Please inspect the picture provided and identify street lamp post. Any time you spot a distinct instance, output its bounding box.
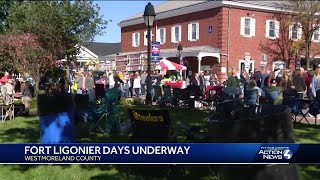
[143,2,156,105]
[177,43,183,65]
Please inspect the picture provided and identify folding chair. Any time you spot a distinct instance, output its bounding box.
[309,91,320,125]
[283,95,300,122]
[1,93,15,123]
[89,88,121,135]
[127,108,177,178]
[172,88,189,108]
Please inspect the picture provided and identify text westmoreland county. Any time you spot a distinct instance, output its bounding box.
[24,145,191,155]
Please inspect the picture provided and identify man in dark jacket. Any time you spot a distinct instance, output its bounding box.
[292,69,306,98]
[253,68,262,88]
[199,71,205,92]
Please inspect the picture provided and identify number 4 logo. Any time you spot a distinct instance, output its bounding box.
[283,150,293,160]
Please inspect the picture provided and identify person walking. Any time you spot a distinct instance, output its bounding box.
[22,81,33,115]
[133,72,141,98]
[123,72,130,98]
[140,71,147,95]
[311,68,320,100]
[292,69,306,98]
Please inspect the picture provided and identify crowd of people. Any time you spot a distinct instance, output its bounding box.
[0,72,34,115]
[68,69,221,104]
[224,65,320,117]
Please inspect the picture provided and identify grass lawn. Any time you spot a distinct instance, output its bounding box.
[0,104,319,180]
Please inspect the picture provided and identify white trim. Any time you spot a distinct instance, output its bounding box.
[198,52,220,63]
[312,24,320,42]
[157,28,166,44]
[78,46,99,59]
[239,59,255,73]
[266,20,279,39]
[171,25,181,43]
[188,22,200,41]
[241,17,255,38]
[132,32,140,47]
[289,23,302,41]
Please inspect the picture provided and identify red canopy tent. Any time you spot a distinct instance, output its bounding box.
[156,59,187,71]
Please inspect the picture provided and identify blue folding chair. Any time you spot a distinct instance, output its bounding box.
[89,87,121,135]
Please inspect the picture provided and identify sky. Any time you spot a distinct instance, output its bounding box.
[94,1,164,43]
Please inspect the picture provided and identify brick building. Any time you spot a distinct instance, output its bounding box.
[117,1,320,81]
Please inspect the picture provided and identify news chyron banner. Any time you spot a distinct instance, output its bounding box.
[0,144,318,164]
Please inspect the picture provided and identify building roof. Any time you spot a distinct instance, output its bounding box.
[124,1,205,21]
[82,42,121,57]
[119,0,287,27]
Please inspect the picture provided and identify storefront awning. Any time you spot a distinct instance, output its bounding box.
[156,59,187,71]
[115,46,221,62]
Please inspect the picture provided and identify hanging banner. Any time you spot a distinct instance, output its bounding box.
[129,53,141,66]
[115,55,128,72]
[151,42,161,63]
[296,57,301,69]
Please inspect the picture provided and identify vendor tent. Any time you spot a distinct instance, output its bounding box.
[156,59,187,71]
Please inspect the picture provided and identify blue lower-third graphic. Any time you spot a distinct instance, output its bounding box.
[283,149,293,160]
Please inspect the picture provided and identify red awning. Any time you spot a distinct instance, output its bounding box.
[156,59,187,71]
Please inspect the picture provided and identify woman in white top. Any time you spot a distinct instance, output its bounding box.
[203,71,211,87]
[108,71,115,89]
[133,72,141,98]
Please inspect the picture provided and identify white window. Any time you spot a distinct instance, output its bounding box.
[266,20,280,39]
[239,59,255,74]
[289,23,302,40]
[312,24,320,42]
[188,22,199,41]
[171,25,181,43]
[240,17,255,37]
[132,32,140,47]
[156,28,166,44]
[143,30,153,46]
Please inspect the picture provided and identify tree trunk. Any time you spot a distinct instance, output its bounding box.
[306,42,311,69]
[66,54,70,84]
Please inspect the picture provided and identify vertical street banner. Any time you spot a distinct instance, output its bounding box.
[151,42,160,63]
[295,57,301,69]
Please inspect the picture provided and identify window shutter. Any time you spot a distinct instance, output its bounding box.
[240,17,245,36]
[251,18,256,37]
[132,33,135,47]
[275,20,280,38]
[196,23,200,40]
[188,24,191,41]
[312,24,315,41]
[265,20,270,38]
[297,23,302,40]
[163,28,166,44]
[179,26,182,42]
[144,31,147,46]
[156,28,160,42]
[137,33,140,46]
[171,26,175,42]
[289,25,293,39]
[151,30,153,42]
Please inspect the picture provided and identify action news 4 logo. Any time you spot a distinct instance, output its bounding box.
[258,147,293,160]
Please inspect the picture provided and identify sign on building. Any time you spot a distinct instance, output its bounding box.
[208,25,213,33]
[260,54,267,66]
[244,53,251,71]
